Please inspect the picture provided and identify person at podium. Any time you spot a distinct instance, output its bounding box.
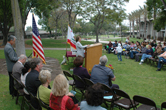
[76,36,88,57]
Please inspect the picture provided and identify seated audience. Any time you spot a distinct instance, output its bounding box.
[113,40,118,54]
[123,42,128,49]
[146,41,150,48]
[108,41,113,54]
[104,44,108,51]
[49,74,80,110]
[151,40,157,48]
[21,61,31,95]
[73,56,90,88]
[124,42,131,58]
[90,55,119,89]
[139,45,153,65]
[135,42,147,62]
[26,58,43,96]
[130,41,135,49]
[26,58,43,109]
[113,40,118,49]
[37,70,51,109]
[152,44,162,58]
[80,83,106,110]
[12,54,27,89]
[129,42,141,59]
[162,42,166,51]
[156,51,166,71]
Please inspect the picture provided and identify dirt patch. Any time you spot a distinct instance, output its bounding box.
[0,57,63,81]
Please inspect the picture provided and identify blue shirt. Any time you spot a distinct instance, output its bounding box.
[113,43,118,48]
[90,64,114,88]
[146,48,153,55]
[80,101,106,110]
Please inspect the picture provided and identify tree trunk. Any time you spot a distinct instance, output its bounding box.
[153,9,156,40]
[2,33,8,46]
[132,20,134,38]
[144,15,147,39]
[95,31,99,43]
[139,16,141,38]
[161,0,166,9]
[11,0,25,56]
[1,26,10,46]
[164,26,166,41]
[129,22,131,36]
[136,20,139,37]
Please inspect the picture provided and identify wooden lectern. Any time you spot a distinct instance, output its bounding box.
[85,43,102,72]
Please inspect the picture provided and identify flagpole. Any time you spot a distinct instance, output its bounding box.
[66,25,68,53]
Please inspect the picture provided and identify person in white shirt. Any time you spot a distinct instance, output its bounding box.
[21,61,31,94]
[116,43,123,61]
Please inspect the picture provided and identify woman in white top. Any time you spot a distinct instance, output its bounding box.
[76,36,88,57]
[21,61,31,94]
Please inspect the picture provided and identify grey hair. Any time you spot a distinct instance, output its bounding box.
[39,70,51,84]
[99,55,108,66]
[30,58,42,70]
[19,54,27,60]
[8,35,16,41]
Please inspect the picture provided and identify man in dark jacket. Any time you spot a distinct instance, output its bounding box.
[4,35,18,95]
[26,58,43,109]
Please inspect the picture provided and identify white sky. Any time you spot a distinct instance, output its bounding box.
[25,0,147,29]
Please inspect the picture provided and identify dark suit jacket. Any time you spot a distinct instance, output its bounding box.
[4,43,18,72]
[12,61,24,89]
[25,70,41,96]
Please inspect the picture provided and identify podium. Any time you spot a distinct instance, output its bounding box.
[85,43,102,72]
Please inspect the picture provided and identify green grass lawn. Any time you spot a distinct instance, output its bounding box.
[25,39,94,48]
[0,49,166,109]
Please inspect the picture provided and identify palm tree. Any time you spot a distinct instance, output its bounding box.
[134,10,140,37]
[140,5,148,39]
[128,14,132,37]
[131,11,136,38]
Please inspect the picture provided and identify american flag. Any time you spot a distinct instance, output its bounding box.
[32,14,46,64]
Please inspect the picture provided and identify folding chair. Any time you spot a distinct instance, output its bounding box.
[21,84,30,110]
[63,70,75,90]
[113,88,139,110]
[29,92,42,110]
[133,95,160,110]
[84,78,94,88]
[11,74,24,105]
[161,102,166,110]
[73,74,86,100]
[100,83,120,109]
[38,98,53,110]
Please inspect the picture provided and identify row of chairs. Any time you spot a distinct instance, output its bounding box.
[11,74,52,110]
[63,70,166,110]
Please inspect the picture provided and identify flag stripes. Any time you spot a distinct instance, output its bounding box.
[32,14,46,64]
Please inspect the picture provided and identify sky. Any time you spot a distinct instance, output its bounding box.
[25,0,147,29]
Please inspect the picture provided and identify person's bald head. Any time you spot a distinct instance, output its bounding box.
[18,54,27,64]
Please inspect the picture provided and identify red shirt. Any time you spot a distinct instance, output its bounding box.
[49,93,80,110]
[108,43,112,48]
